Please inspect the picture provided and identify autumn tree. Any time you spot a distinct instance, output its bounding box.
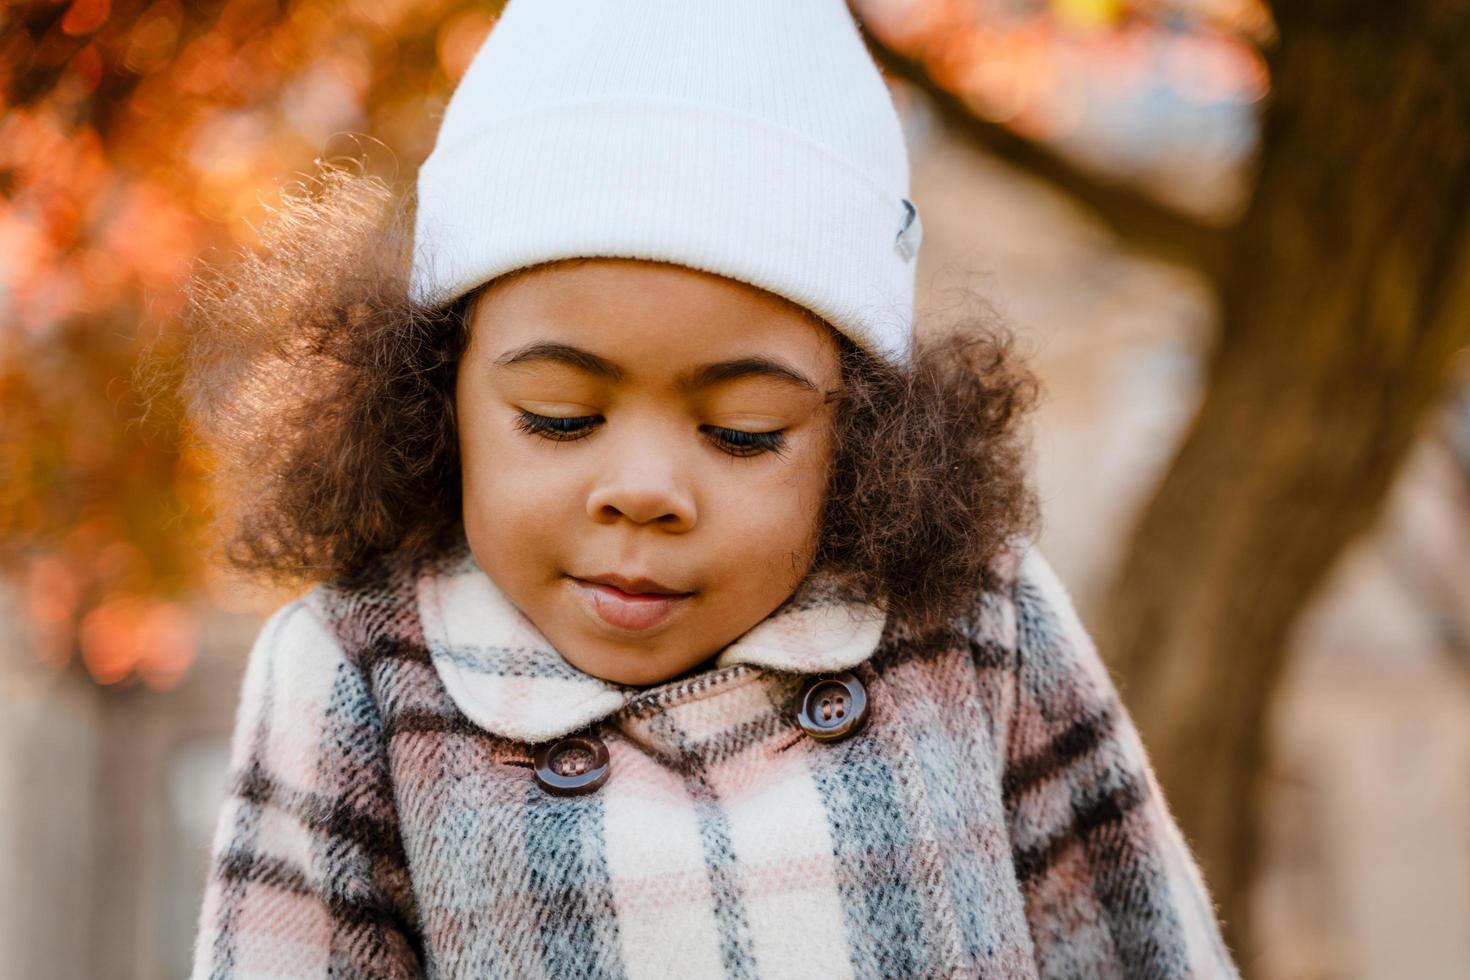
[0,0,503,685]
[1098,0,1470,954]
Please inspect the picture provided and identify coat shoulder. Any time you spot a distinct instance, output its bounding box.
[307,546,452,665]
[242,591,359,695]
[937,531,1032,661]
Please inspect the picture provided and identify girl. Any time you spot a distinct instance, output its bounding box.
[188,1,1240,977]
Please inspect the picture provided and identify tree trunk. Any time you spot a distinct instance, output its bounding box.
[1100,0,1470,961]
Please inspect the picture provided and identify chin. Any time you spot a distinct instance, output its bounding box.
[563,646,704,687]
[577,658,676,687]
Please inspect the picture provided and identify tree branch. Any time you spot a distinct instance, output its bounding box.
[865,36,1233,277]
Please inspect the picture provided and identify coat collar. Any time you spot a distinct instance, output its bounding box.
[418,548,889,743]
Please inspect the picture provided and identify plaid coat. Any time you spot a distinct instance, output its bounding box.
[190,538,1240,979]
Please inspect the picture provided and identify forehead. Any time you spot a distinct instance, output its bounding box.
[467,258,839,377]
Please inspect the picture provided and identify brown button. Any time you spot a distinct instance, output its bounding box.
[534,734,610,796]
[795,672,869,742]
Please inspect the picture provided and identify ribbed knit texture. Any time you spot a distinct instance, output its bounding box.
[190,539,1240,979]
[409,0,924,363]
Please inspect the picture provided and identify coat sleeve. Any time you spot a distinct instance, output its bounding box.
[190,597,425,980]
[999,543,1241,979]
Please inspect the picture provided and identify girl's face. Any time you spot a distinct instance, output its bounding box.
[456,258,842,686]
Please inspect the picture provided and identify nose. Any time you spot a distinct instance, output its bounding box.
[584,439,697,531]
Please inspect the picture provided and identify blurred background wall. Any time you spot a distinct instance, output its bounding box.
[2,1,1468,977]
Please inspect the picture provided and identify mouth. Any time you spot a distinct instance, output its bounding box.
[567,573,694,632]
[576,572,692,597]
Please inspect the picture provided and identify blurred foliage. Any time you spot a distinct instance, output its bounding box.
[0,0,504,686]
[855,0,1272,220]
[0,0,1265,688]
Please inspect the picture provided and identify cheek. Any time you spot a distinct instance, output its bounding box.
[456,396,570,563]
[783,422,835,524]
[709,433,831,578]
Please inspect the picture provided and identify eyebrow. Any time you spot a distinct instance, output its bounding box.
[493,341,821,393]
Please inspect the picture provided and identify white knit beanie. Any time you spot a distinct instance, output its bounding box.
[409,0,923,363]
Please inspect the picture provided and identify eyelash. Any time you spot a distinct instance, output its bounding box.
[513,411,788,458]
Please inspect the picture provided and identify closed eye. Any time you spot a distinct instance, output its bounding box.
[704,425,786,458]
[513,411,787,458]
[513,411,599,442]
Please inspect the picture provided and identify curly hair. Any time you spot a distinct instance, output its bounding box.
[181,164,1043,638]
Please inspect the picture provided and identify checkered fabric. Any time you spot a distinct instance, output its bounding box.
[190,538,1241,979]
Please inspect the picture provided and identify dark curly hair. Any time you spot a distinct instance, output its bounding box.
[181,164,1043,638]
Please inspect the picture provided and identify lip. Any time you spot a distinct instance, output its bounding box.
[568,575,693,632]
[577,572,690,596]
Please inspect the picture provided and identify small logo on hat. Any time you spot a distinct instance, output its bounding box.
[895,198,922,261]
